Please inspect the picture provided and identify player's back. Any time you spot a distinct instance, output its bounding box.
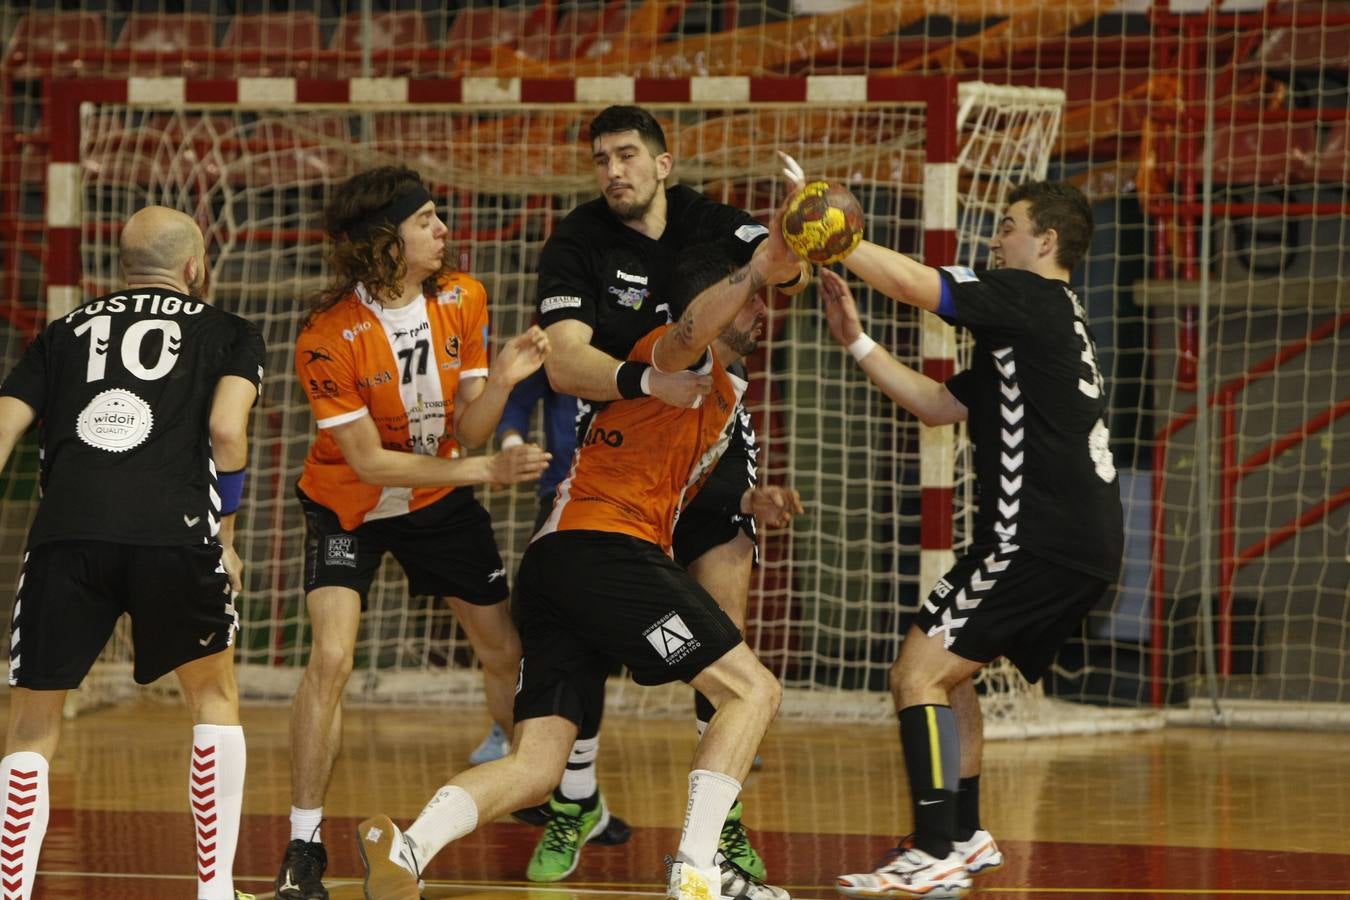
[4,289,263,548]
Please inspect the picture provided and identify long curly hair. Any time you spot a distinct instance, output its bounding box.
[304,165,456,328]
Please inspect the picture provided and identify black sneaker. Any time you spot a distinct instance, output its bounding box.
[276,839,329,900]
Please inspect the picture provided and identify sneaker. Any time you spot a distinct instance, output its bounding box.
[526,793,609,882]
[666,854,721,900]
[590,811,633,845]
[275,839,328,900]
[233,893,257,900]
[718,852,790,900]
[356,815,422,900]
[469,723,510,764]
[718,801,766,883]
[954,829,1002,875]
[511,801,553,826]
[837,846,971,899]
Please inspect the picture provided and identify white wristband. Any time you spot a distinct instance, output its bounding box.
[500,433,524,449]
[848,333,877,362]
[639,367,653,395]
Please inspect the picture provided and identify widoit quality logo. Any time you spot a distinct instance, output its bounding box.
[644,612,701,666]
[76,389,154,452]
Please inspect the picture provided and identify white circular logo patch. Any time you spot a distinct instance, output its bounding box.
[76,389,154,453]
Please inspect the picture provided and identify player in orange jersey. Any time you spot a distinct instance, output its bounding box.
[274,166,550,900]
[354,210,804,900]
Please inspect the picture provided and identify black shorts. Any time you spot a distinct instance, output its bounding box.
[298,485,509,608]
[673,437,757,569]
[672,504,756,569]
[511,530,742,727]
[9,540,238,689]
[915,544,1110,683]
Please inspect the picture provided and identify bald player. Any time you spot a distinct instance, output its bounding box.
[0,207,265,900]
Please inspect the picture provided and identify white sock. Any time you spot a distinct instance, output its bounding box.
[405,784,478,862]
[0,751,49,900]
[191,724,246,900]
[678,769,740,868]
[559,736,599,801]
[290,805,324,843]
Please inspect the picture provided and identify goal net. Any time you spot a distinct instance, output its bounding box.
[38,76,1151,735]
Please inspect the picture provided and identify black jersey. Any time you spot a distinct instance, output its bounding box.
[536,184,768,358]
[940,266,1123,581]
[0,290,265,549]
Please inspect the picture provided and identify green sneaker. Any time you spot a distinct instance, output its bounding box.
[719,800,767,882]
[525,792,609,882]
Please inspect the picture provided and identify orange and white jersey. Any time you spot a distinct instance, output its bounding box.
[296,273,490,530]
[536,325,745,554]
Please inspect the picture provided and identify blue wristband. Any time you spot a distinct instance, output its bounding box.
[936,275,957,318]
[218,468,245,516]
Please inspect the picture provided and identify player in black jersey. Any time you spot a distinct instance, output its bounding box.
[527,108,806,892]
[0,206,264,900]
[822,181,1124,899]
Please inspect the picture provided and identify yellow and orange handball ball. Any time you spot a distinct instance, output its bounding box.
[779,180,865,265]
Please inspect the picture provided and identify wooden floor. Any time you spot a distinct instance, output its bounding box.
[12,697,1350,899]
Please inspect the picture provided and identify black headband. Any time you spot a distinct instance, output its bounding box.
[346,183,434,241]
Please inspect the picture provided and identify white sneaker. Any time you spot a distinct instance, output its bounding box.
[469,723,510,764]
[837,846,971,899]
[954,829,1002,874]
[667,854,722,900]
[356,815,421,900]
[718,851,790,900]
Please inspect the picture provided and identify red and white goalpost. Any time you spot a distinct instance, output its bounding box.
[38,74,1159,735]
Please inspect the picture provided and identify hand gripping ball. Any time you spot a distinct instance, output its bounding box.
[779,180,864,265]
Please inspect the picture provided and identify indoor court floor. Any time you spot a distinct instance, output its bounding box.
[13,698,1350,899]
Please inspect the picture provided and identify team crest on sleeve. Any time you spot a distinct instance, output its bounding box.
[443,335,461,368]
[540,295,583,315]
[437,285,464,305]
[77,389,154,452]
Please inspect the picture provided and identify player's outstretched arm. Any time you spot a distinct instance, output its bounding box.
[329,412,550,487]
[819,269,966,426]
[454,325,550,449]
[841,240,944,313]
[0,396,36,475]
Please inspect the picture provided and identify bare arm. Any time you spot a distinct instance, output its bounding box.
[0,396,36,475]
[543,318,711,407]
[653,234,799,373]
[209,374,258,592]
[842,240,945,313]
[819,269,967,426]
[327,413,549,487]
[453,326,550,449]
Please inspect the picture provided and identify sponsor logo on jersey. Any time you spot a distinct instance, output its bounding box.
[644,612,701,665]
[615,268,648,285]
[608,284,648,310]
[540,295,583,315]
[940,265,980,283]
[392,320,431,342]
[326,535,358,567]
[308,378,340,398]
[304,347,335,365]
[437,284,464,305]
[735,223,769,242]
[341,321,373,341]
[932,577,954,598]
[76,388,154,453]
[355,370,394,389]
[583,426,624,448]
